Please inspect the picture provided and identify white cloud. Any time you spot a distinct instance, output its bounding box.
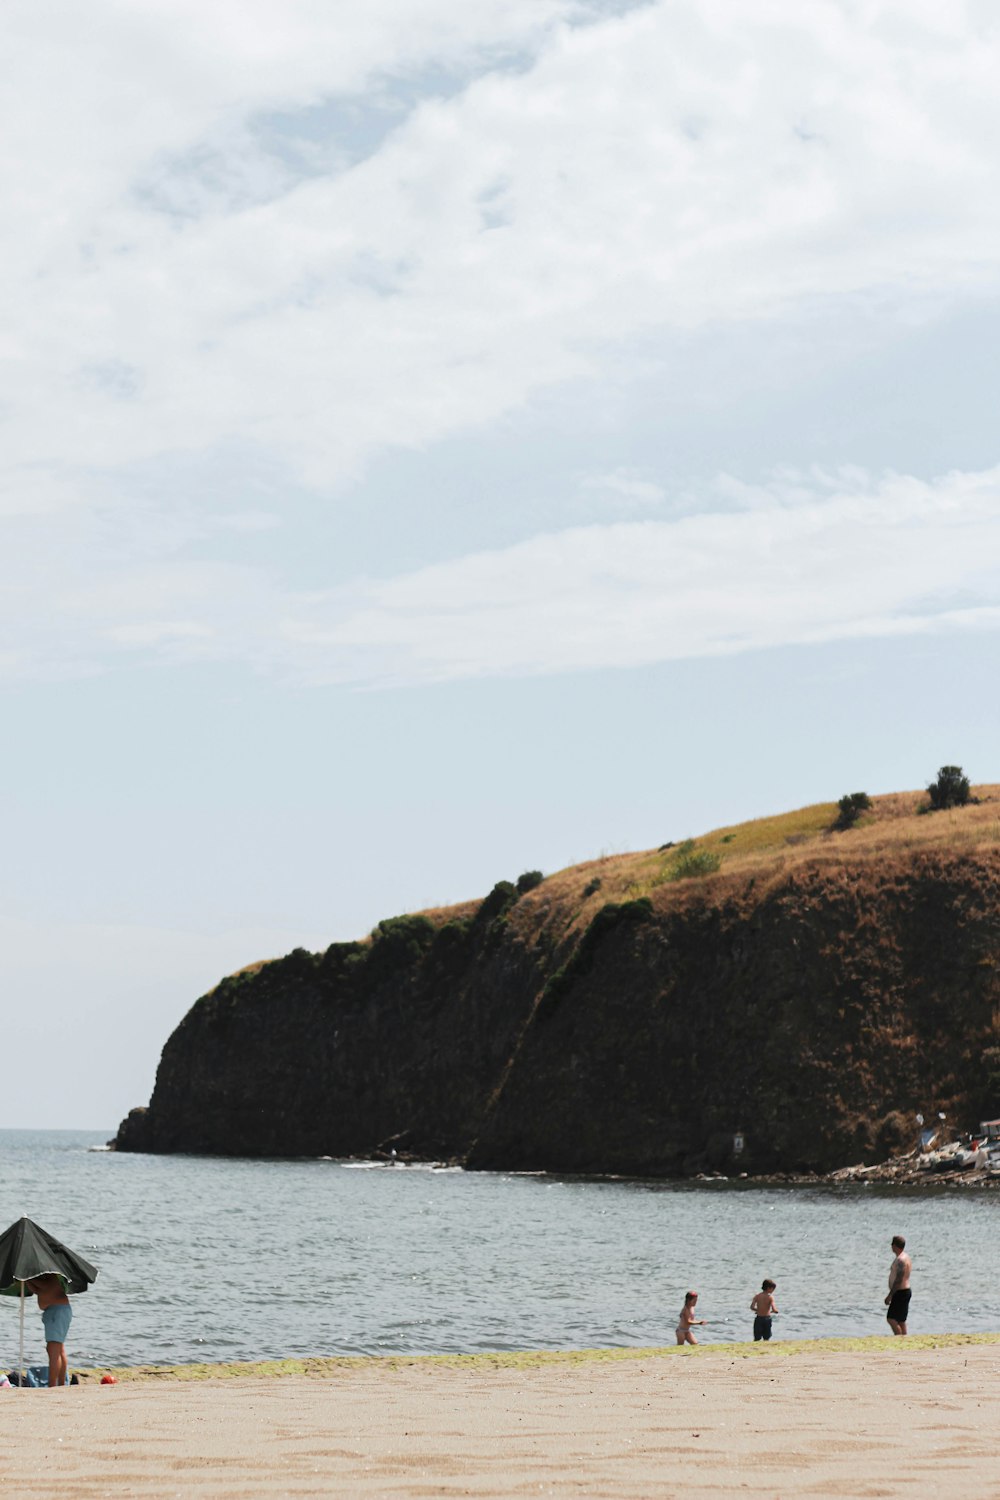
[106,620,214,646]
[3,1,1000,684]
[8,461,994,686]
[581,470,666,509]
[4,0,1000,516]
[0,0,579,511]
[276,465,1000,682]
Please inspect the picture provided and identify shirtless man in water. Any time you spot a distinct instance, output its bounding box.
[885,1235,911,1335]
[25,1274,72,1386]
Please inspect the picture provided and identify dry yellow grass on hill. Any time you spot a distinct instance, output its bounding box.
[514,782,1000,932]
[227,785,1000,974]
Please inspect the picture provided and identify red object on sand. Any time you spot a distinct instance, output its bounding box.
[100,1374,117,1385]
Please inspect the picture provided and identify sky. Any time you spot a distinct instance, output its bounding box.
[3,0,999,1129]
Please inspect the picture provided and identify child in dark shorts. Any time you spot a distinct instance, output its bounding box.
[749,1279,778,1341]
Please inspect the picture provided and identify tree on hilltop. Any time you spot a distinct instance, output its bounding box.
[927,765,971,811]
[836,791,872,830]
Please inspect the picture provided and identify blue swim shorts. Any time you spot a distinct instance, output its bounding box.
[42,1303,72,1345]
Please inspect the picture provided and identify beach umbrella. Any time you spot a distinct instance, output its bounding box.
[0,1216,98,1385]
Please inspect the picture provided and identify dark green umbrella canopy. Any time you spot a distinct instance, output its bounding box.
[0,1216,98,1297]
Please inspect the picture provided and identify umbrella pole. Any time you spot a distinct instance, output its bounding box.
[19,1279,25,1388]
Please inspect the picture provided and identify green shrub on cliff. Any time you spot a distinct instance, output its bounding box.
[669,849,721,880]
[372,914,435,948]
[836,791,872,829]
[477,873,544,925]
[320,940,368,982]
[661,840,721,881]
[367,914,436,978]
[477,880,518,925]
[927,765,971,811]
[434,917,473,952]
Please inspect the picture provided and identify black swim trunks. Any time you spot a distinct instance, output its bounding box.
[753,1315,772,1342]
[887,1289,911,1324]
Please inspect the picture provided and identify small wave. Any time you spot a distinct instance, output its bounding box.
[392,1161,453,1173]
[339,1159,457,1172]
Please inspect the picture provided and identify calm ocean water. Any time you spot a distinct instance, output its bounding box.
[1,1129,997,1369]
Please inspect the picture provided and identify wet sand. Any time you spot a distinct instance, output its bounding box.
[4,1339,1000,1498]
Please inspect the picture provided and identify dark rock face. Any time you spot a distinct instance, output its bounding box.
[116,856,1000,1174]
[116,900,542,1159]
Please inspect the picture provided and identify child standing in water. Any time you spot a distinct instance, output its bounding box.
[750,1279,778,1342]
[676,1291,705,1345]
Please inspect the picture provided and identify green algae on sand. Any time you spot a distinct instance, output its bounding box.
[74,1330,1000,1384]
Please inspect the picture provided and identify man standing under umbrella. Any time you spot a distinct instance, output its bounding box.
[0,1216,97,1387]
[25,1274,72,1387]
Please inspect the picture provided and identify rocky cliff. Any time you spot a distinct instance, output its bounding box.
[115,793,1000,1175]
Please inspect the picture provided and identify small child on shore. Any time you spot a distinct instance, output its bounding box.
[749,1279,778,1342]
[676,1291,705,1345]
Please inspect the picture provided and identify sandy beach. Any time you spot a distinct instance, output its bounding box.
[4,1338,1000,1499]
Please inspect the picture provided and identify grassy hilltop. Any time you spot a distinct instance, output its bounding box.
[423,783,1000,932]
[228,784,1000,981]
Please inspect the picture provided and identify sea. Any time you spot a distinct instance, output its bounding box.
[1,1129,997,1369]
